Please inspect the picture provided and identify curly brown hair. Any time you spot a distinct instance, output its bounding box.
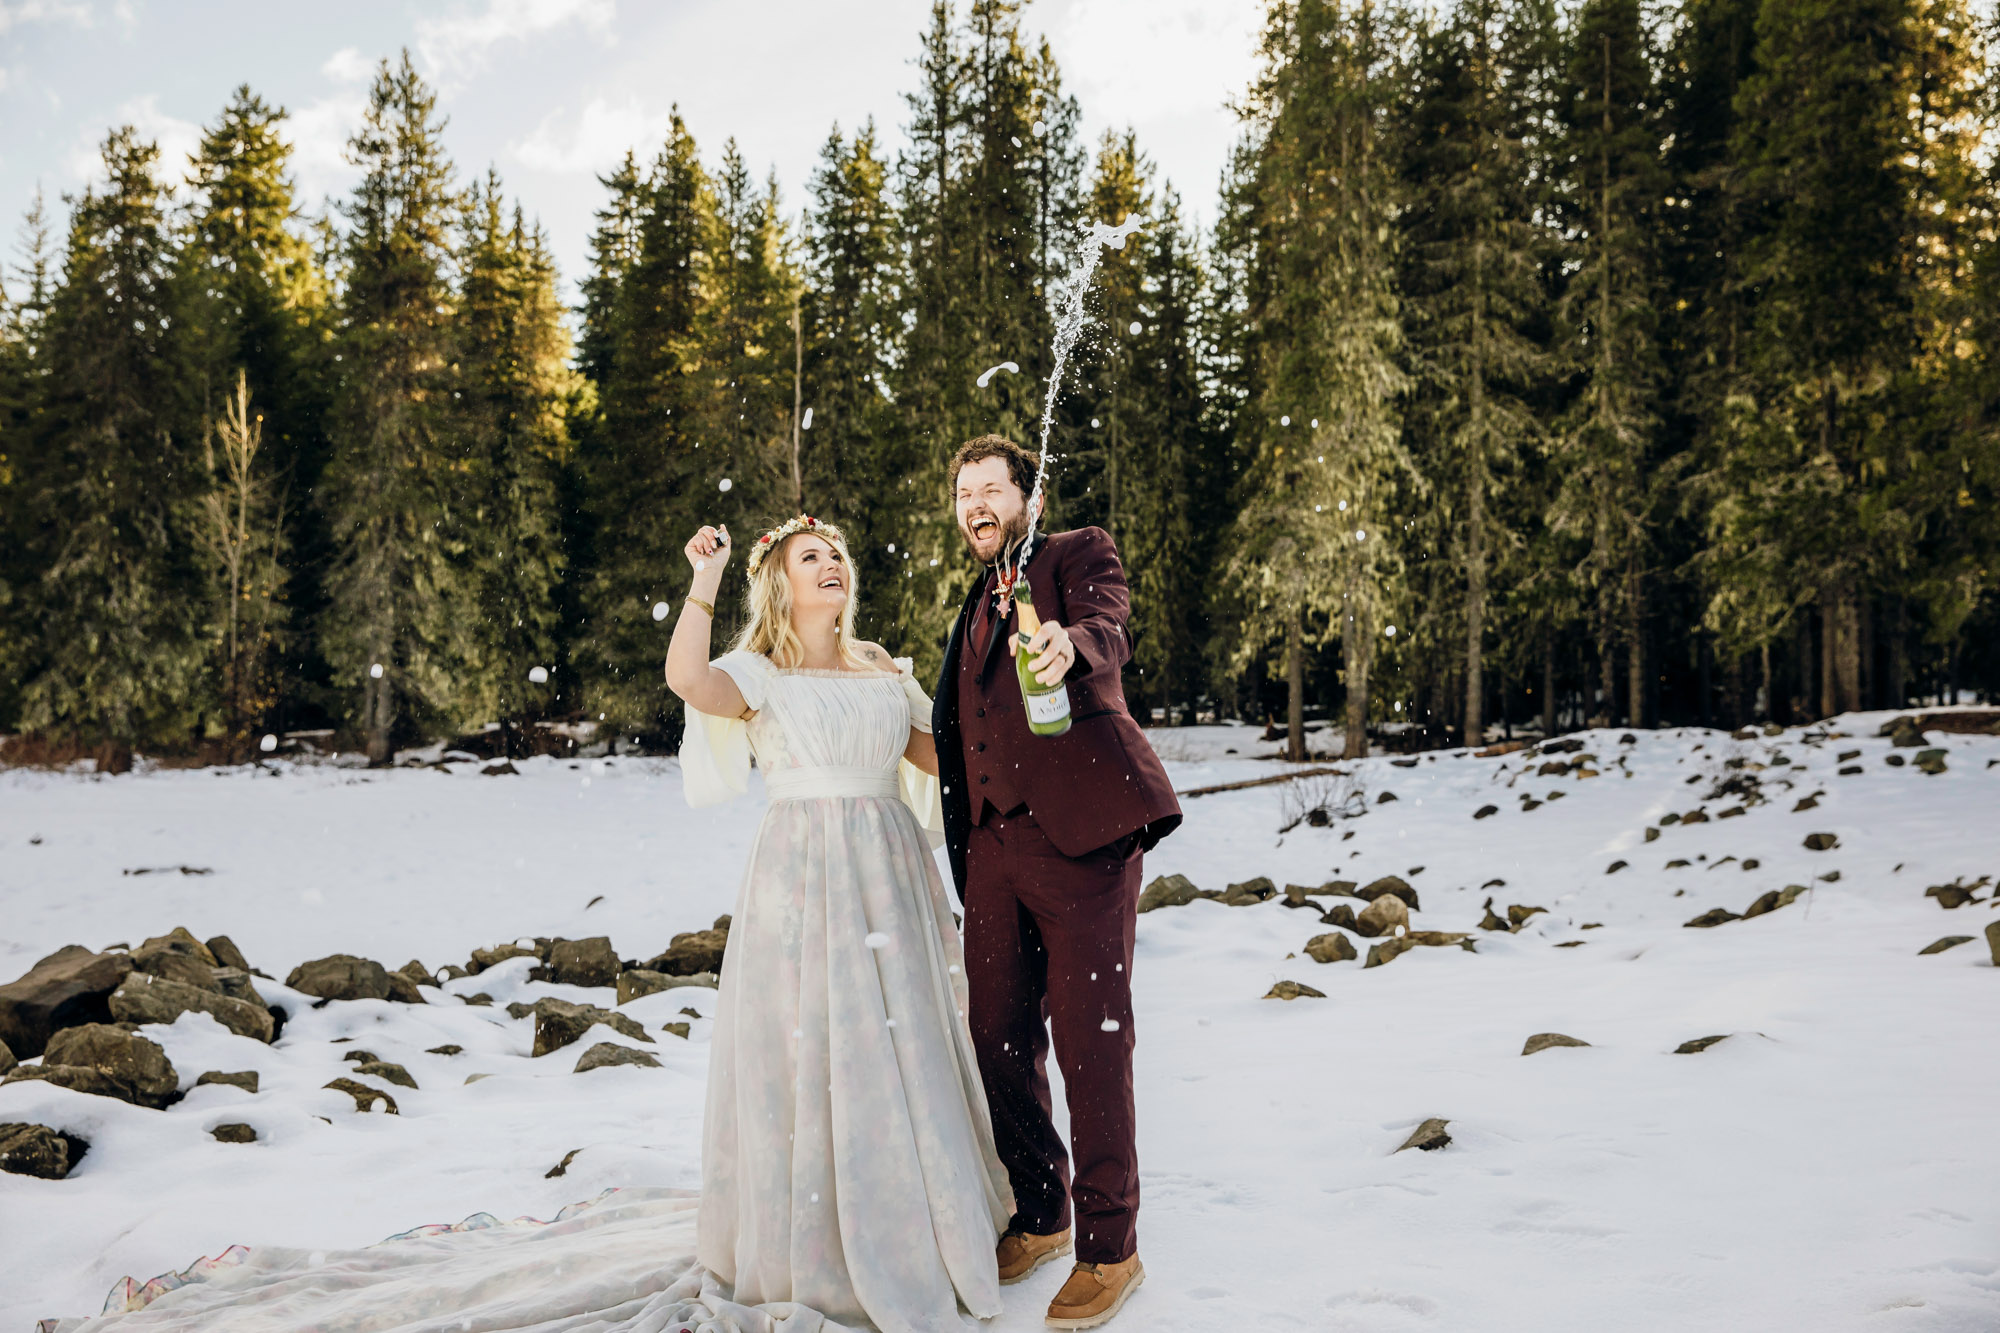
[948,434,1040,500]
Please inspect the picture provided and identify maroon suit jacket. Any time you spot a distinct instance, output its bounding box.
[932,526,1182,897]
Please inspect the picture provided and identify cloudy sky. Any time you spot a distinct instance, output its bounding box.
[0,0,1264,300]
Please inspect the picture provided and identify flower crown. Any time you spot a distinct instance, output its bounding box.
[745,514,846,578]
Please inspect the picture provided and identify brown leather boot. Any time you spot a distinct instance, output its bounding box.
[1045,1255,1145,1329]
[996,1226,1073,1285]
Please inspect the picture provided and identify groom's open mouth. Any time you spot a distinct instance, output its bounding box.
[968,516,999,542]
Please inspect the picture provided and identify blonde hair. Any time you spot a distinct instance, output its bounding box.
[732,524,869,669]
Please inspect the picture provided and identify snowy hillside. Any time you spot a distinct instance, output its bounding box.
[3,715,1997,1331]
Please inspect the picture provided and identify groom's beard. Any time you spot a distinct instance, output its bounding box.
[959,508,1033,566]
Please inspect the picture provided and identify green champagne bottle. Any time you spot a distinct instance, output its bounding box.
[1012,580,1073,736]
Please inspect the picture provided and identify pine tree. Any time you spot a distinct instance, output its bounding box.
[455,175,575,754]
[576,112,718,742]
[178,85,331,743]
[0,192,56,730]
[1719,0,1916,716]
[800,121,911,643]
[702,143,798,521]
[1398,0,1558,744]
[320,53,465,764]
[14,130,206,757]
[1549,0,1669,728]
[1226,0,1415,760]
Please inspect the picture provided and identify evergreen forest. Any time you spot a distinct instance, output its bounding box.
[2,0,1996,767]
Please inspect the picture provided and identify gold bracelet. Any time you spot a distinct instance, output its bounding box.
[685,596,716,618]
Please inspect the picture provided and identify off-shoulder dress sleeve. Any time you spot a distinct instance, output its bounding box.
[894,657,946,849]
[680,651,771,808]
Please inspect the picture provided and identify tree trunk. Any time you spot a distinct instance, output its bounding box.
[1833,585,1861,714]
[1464,233,1488,750]
[790,296,804,512]
[364,669,395,767]
[1698,634,1713,727]
[1286,601,1305,762]
[1625,559,1645,729]
[1597,633,1617,729]
[1797,615,1814,720]
[1888,598,1908,709]
[1819,592,1836,718]
[1343,593,1370,760]
[1541,633,1557,737]
[1759,642,1772,721]
[1857,593,1873,709]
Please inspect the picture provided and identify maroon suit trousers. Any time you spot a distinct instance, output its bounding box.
[962,809,1141,1264]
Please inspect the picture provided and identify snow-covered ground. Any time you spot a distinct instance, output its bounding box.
[3,715,1997,1331]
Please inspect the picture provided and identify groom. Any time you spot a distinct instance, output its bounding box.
[932,435,1181,1330]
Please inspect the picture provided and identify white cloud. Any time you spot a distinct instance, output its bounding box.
[513,95,674,176]
[0,0,94,37]
[416,0,615,89]
[65,93,202,190]
[322,46,374,86]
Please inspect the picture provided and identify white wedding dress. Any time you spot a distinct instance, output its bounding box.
[48,653,1011,1333]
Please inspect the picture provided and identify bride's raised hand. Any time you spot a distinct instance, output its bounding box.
[684,524,732,574]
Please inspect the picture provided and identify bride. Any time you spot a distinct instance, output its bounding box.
[47,516,1009,1333]
[666,514,1013,1329]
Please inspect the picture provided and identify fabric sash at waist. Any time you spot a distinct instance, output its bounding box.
[764,765,901,803]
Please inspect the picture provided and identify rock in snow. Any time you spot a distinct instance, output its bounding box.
[1396,1118,1452,1152]
[0,1123,88,1179]
[1522,1033,1591,1055]
[0,945,133,1060]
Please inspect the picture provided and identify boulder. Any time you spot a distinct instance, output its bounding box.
[210,1123,257,1144]
[1681,810,1710,825]
[1281,885,1321,909]
[1740,891,1783,920]
[1674,1034,1730,1054]
[1775,884,1811,908]
[643,925,730,978]
[662,1022,692,1040]
[1802,832,1838,852]
[1914,748,1948,775]
[1884,717,1926,747]
[1137,874,1207,913]
[196,1070,259,1093]
[210,968,263,1003]
[131,949,224,993]
[506,1001,537,1020]
[1522,1033,1590,1056]
[1363,937,1413,969]
[1396,1118,1452,1152]
[1316,880,1361,899]
[535,936,621,988]
[1926,883,1977,910]
[205,935,252,973]
[1404,931,1472,949]
[1607,860,1629,874]
[1376,791,1398,803]
[468,942,542,974]
[1353,893,1409,939]
[1918,936,1973,955]
[1263,980,1326,1001]
[1319,903,1358,931]
[8,1024,180,1108]
[1506,904,1547,930]
[384,971,426,1005]
[426,1044,463,1056]
[285,955,393,1002]
[395,960,436,987]
[133,928,218,969]
[616,969,718,1005]
[1644,826,1660,842]
[1987,920,2000,967]
[1305,932,1357,965]
[532,997,653,1058]
[108,973,274,1043]
[323,1077,398,1113]
[1218,877,1278,907]
[1477,899,1509,932]
[340,1049,378,1064]
[1683,908,1741,928]
[1474,804,1499,819]
[352,1060,417,1089]
[1356,876,1419,909]
[0,945,135,1059]
[0,1122,88,1178]
[574,1042,662,1073]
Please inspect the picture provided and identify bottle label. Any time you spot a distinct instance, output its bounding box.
[1026,685,1071,725]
